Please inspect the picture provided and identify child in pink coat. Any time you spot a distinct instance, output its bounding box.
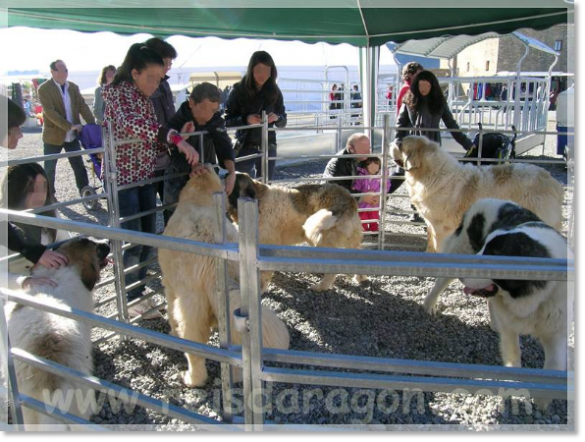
[352,157,391,232]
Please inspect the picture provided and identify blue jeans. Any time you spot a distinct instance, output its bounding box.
[163,162,190,220]
[556,125,574,156]
[154,169,171,226]
[44,139,89,196]
[118,184,157,301]
[235,143,277,180]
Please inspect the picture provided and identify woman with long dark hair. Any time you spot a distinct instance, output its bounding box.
[1,163,70,275]
[396,70,474,149]
[390,70,474,222]
[224,51,287,180]
[2,96,69,290]
[102,42,199,318]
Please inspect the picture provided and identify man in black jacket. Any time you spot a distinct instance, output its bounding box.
[164,82,236,217]
[323,133,371,193]
[145,37,177,224]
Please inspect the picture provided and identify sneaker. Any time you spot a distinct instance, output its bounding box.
[127,298,164,320]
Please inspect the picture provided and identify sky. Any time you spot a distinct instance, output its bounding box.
[0,26,398,77]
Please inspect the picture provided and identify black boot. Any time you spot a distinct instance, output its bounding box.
[409,205,424,223]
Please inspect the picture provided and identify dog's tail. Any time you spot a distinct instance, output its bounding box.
[303,209,337,244]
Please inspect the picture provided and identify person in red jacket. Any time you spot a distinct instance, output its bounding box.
[396,62,424,113]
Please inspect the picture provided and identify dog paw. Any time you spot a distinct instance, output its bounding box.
[354,274,368,284]
[489,321,500,333]
[182,370,208,387]
[310,283,331,292]
[423,299,439,316]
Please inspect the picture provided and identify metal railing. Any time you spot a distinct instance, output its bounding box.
[0,205,574,428]
[0,104,574,429]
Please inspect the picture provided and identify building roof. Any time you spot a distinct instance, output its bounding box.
[390,31,559,60]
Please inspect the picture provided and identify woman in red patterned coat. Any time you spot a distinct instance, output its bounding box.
[103,43,200,317]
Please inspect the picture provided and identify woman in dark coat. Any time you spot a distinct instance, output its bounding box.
[390,70,474,222]
[395,70,474,149]
[224,51,287,181]
[391,70,474,196]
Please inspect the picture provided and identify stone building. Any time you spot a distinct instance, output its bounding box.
[440,24,573,81]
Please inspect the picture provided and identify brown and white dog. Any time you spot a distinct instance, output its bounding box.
[391,136,564,252]
[159,166,290,387]
[227,173,366,292]
[6,237,110,429]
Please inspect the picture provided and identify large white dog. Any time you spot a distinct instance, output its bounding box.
[227,173,365,292]
[391,136,564,252]
[6,237,110,429]
[159,166,290,387]
[424,199,572,408]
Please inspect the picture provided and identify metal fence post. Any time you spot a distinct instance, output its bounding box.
[237,198,265,428]
[212,192,234,423]
[199,133,205,165]
[477,129,484,166]
[378,114,390,251]
[336,110,343,151]
[102,123,129,324]
[0,298,25,430]
[261,111,269,184]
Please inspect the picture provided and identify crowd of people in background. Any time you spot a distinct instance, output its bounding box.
[1,40,289,318]
[2,39,573,317]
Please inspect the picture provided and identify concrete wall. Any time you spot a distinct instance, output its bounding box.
[451,38,499,78]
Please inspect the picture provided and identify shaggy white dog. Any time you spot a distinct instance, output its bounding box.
[6,237,109,429]
[227,173,365,292]
[159,166,290,387]
[391,136,564,252]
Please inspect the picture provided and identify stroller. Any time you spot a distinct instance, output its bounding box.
[78,123,105,210]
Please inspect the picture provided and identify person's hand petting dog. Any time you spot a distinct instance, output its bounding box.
[189,163,209,177]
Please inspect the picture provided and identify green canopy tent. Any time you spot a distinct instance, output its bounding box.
[6,0,573,129]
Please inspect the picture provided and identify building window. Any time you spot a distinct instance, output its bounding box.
[554,40,563,51]
[467,62,470,72]
[486,60,490,71]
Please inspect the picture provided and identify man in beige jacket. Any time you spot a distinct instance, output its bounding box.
[38,59,95,198]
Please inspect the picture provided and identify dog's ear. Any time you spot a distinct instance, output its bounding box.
[58,238,101,290]
[404,140,422,171]
[238,174,258,200]
[246,178,258,200]
[80,261,100,291]
[227,174,242,210]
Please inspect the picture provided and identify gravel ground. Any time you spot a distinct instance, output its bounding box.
[3,113,574,430]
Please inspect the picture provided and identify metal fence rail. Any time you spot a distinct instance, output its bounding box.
[1,106,573,429]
